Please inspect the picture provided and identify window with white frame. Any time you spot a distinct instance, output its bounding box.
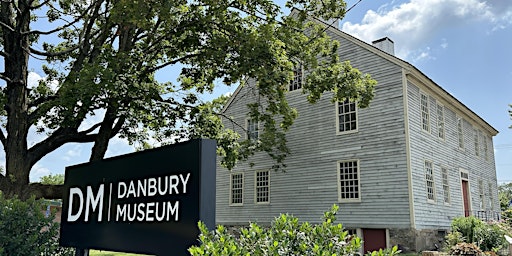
[474,129,480,157]
[425,161,435,201]
[246,118,259,140]
[442,167,450,204]
[230,173,244,205]
[436,103,445,139]
[420,92,430,132]
[478,179,484,209]
[457,116,464,149]
[289,64,303,91]
[483,135,489,161]
[255,170,269,204]
[337,100,357,133]
[337,160,361,202]
[488,182,494,210]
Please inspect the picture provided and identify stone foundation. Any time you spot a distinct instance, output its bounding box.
[389,228,447,252]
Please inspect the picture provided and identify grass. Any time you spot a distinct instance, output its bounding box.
[89,250,152,256]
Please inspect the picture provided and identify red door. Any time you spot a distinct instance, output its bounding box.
[363,229,386,253]
[462,180,470,217]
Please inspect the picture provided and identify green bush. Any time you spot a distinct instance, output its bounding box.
[474,223,507,252]
[451,216,486,243]
[0,193,74,256]
[448,216,508,252]
[188,204,362,255]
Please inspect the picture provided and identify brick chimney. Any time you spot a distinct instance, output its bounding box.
[372,37,394,55]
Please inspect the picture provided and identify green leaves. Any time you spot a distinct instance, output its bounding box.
[189,205,362,256]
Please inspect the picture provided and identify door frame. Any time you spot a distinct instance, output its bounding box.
[459,168,472,217]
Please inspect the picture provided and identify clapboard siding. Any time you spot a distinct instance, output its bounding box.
[217,28,411,229]
[217,26,498,234]
[407,81,499,230]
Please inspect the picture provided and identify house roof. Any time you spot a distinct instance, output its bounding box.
[222,12,498,136]
[316,18,498,136]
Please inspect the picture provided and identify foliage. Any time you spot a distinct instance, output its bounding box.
[449,242,482,255]
[474,222,508,252]
[364,245,401,256]
[0,0,376,198]
[188,204,362,255]
[451,216,486,243]
[499,182,512,211]
[0,192,75,256]
[444,231,465,251]
[39,174,65,185]
[502,209,512,227]
[448,216,508,252]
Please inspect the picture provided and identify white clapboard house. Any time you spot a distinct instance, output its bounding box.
[215,17,499,253]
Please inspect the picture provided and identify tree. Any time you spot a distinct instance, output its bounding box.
[0,0,375,199]
[39,174,65,185]
[499,182,512,211]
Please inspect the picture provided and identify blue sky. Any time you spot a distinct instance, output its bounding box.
[3,0,511,183]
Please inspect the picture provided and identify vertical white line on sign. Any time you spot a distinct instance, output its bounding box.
[108,183,113,222]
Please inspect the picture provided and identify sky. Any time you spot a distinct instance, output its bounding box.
[1,0,511,183]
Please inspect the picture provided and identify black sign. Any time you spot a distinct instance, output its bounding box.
[60,139,216,256]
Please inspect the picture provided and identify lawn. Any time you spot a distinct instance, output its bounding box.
[89,250,152,256]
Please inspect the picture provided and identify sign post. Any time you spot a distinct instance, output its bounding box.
[60,139,216,256]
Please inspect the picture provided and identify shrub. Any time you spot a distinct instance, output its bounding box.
[0,193,74,256]
[188,204,362,255]
[474,223,507,252]
[448,216,508,253]
[451,216,486,243]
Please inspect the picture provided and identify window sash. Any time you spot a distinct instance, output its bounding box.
[478,180,484,209]
[457,117,464,149]
[474,129,480,157]
[289,64,303,91]
[230,173,244,205]
[255,171,269,204]
[436,103,445,139]
[425,161,435,201]
[338,160,360,202]
[441,167,450,204]
[420,93,430,132]
[337,100,357,133]
[247,119,259,140]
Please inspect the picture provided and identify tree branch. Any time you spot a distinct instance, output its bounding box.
[29,45,79,58]
[0,20,15,32]
[0,72,12,83]
[0,50,8,58]
[28,127,97,168]
[0,128,6,148]
[30,0,52,10]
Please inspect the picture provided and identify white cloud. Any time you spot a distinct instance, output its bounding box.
[30,163,51,182]
[342,0,512,60]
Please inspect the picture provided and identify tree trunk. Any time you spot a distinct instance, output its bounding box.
[0,1,32,199]
[89,107,117,161]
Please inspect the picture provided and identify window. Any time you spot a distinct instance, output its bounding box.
[337,160,361,202]
[420,92,430,132]
[425,161,435,201]
[337,100,357,133]
[483,135,489,161]
[436,103,445,139]
[246,119,259,140]
[474,129,480,157]
[255,170,269,204]
[442,167,450,204]
[478,179,484,209]
[488,182,494,210]
[457,117,464,149]
[289,64,303,91]
[230,173,243,206]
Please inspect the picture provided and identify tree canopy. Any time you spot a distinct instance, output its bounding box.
[0,0,375,199]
